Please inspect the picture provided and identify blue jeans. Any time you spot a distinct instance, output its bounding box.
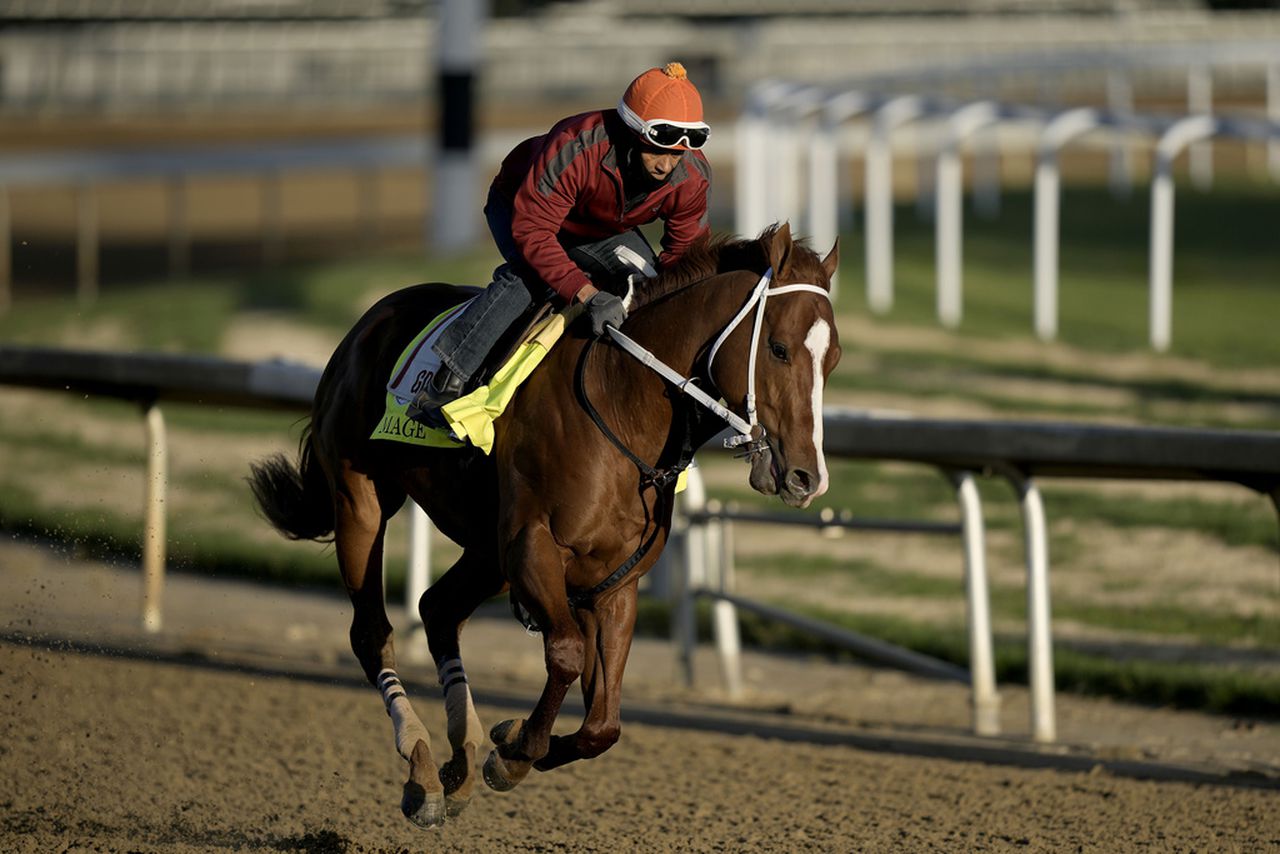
[431,189,658,382]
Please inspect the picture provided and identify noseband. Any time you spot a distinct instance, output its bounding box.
[606,267,832,458]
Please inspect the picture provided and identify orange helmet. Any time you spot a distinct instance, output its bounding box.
[618,62,710,151]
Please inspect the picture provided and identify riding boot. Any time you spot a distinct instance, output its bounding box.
[408,365,466,428]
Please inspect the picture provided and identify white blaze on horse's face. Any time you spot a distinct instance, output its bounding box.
[804,318,832,499]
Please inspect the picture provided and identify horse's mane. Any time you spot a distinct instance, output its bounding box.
[632,224,828,311]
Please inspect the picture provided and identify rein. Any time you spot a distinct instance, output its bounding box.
[560,266,831,612]
[607,267,831,454]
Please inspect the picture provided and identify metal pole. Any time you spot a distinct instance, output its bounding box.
[431,0,486,251]
[1033,109,1100,342]
[712,513,743,699]
[76,183,98,306]
[1149,116,1217,352]
[807,118,839,292]
[769,121,799,228]
[865,96,925,315]
[806,91,870,301]
[951,471,999,736]
[1012,475,1055,743]
[676,464,708,686]
[141,402,167,633]
[405,500,431,627]
[167,176,189,281]
[1187,66,1213,190]
[936,102,999,330]
[935,144,963,328]
[734,107,768,238]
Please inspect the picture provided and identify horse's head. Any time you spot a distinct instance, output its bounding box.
[711,224,842,509]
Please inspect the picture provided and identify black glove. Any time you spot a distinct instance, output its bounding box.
[585,290,627,337]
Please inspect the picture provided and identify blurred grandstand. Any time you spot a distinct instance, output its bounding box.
[2,0,1278,114]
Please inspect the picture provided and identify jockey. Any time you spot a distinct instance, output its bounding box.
[415,61,712,418]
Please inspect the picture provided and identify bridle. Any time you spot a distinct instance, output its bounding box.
[605,266,832,459]
[558,265,831,615]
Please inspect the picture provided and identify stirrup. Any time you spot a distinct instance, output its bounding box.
[407,367,465,427]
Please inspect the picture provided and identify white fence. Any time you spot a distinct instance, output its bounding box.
[738,45,1280,351]
[5,347,1278,745]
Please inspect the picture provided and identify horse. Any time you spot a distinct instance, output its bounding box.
[248,223,841,828]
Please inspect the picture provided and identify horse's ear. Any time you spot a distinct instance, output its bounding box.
[766,222,794,277]
[821,238,840,284]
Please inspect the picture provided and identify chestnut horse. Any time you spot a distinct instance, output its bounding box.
[249,224,840,828]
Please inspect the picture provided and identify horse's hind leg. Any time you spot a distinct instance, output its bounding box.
[419,546,507,816]
[334,465,445,829]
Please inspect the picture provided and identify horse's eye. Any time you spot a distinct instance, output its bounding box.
[769,340,789,362]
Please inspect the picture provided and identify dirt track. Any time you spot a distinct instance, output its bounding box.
[2,542,1278,853]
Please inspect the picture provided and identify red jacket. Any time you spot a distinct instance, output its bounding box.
[490,110,711,302]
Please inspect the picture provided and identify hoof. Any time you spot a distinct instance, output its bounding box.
[489,718,523,747]
[482,748,523,792]
[402,739,446,828]
[401,781,447,828]
[439,744,477,817]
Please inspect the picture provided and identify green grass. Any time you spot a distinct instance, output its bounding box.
[830,184,1280,368]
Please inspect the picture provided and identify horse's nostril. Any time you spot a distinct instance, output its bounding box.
[787,468,815,495]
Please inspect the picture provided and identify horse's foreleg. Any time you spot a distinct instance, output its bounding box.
[484,522,583,792]
[334,469,444,829]
[535,583,637,771]
[420,548,506,816]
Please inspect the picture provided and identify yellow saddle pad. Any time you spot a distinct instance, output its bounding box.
[370,305,576,454]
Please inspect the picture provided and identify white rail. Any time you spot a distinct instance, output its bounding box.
[740,61,1280,352]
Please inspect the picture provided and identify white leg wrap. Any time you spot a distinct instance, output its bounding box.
[437,657,484,750]
[377,668,431,761]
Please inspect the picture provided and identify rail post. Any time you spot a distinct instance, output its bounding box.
[806,91,870,299]
[1186,65,1214,190]
[1033,108,1100,341]
[676,464,708,686]
[711,505,743,699]
[864,95,926,315]
[936,101,1000,329]
[949,470,1000,736]
[735,81,788,239]
[1008,472,1055,743]
[1149,115,1218,352]
[141,401,167,633]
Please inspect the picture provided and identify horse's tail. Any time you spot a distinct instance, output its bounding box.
[248,428,335,542]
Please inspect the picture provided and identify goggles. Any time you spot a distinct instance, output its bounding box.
[617,100,711,151]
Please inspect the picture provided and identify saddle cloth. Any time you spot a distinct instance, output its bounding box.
[370,300,578,454]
